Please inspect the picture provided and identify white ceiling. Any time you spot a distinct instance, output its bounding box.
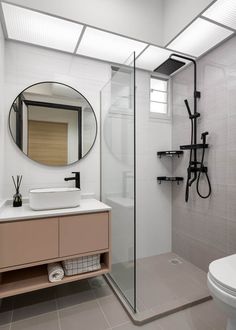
[167,17,233,57]
[202,0,236,30]
[76,27,147,64]
[0,0,235,72]
[2,2,84,52]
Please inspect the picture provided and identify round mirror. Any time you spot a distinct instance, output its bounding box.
[9,82,97,166]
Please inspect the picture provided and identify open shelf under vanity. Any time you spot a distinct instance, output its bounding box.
[0,200,111,299]
[0,252,109,299]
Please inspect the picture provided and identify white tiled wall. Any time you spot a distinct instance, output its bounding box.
[172,35,236,271]
[0,24,5,203]
[2,40,172,259]
[3,41,110,200]
[136,71,172,258]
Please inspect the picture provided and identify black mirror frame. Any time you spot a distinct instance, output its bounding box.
[8,81,98,167]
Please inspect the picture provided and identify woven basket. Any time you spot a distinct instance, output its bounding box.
[62,254,101,276]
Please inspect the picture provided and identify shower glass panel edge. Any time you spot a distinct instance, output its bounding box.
[100,53,136,312]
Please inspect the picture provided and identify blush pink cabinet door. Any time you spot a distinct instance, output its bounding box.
[0,218,59,269]
[59,212,109,257]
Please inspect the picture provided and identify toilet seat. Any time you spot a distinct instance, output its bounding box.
[208,272,236,298]
[208,254,236,330]
[209,254,236,294]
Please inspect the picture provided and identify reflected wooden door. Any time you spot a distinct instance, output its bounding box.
[28,120,68,165]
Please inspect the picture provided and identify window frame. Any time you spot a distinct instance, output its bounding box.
[149,75,171,120]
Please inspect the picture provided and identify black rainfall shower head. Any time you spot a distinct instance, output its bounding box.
[154,58,185,76]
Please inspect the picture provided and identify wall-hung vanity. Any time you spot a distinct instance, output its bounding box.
[0,80,112,299]
[0,199,111,298]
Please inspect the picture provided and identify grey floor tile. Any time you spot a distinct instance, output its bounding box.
[89,276,108,289]
[89,276,113,298]
[12,288,57,322]
[137,276,177,310]
[111,320,162,329]
[0,298,13,327]
[183,300,227,330]
[59,300,110,330]
[136,253,210,312]
[0,326,10,330]
[112,302,219,330]
[98,295,129,328]
[93,285,114,299]
[4,254,224,330]
[55,279,96,310]
[156,308,213,330]
[11,311,59,330]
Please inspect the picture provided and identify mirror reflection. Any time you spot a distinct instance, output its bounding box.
[9,82,97,166]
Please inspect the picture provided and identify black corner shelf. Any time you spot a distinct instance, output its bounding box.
[157,150,183,158]
[180,144,208,150]
[157,176,184,184]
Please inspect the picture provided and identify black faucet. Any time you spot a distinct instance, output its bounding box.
[64,172,80,189]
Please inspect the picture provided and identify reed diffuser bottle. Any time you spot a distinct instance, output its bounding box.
[12,175,23,207]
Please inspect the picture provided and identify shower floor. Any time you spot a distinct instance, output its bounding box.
[108,252,211,324]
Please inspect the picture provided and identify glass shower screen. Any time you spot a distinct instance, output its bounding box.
[100,53,136,311]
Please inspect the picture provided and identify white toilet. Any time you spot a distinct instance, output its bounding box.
[208,254,236,330]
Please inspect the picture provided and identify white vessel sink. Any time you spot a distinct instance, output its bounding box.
[29,187,81,211]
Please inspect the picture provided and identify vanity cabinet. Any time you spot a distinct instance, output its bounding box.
[0,218,58,269]
[0,200,111,299]
[59,212,109,257]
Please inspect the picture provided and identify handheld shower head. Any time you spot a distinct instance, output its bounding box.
[184,99,200,119]
[184,99,192,118]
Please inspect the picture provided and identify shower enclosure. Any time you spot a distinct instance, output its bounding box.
[100,51,211,323]
[100,53,136,311]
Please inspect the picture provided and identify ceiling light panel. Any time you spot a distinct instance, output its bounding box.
[168,18,233,57]
[136,45,183,72]
[202,0,236,30]
[77,27,147,64]
[2,2,84,53]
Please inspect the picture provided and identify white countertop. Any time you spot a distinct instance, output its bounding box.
[0,199,111,222]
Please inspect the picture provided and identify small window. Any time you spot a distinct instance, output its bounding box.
[150,77,168,116]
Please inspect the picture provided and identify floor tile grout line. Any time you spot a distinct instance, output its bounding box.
[96,299,112,329]
[55,298,62,330]
[9,302,58,326]
[55,289,98,313]
[8,288,99,329]
[8,309,13,330]
[110,320,131,329]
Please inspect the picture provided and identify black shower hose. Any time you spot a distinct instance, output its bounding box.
[185,120,211,201]
[196,145,212,199]
[185,118,193,202]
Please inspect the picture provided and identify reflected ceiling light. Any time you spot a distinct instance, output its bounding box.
[2,2,84,53]
[202,0,236,30]
[136,45,189,72]
[77,27,147,64]
[168,18,233,57]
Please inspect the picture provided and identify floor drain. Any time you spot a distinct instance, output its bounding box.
[169,258,183,265]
